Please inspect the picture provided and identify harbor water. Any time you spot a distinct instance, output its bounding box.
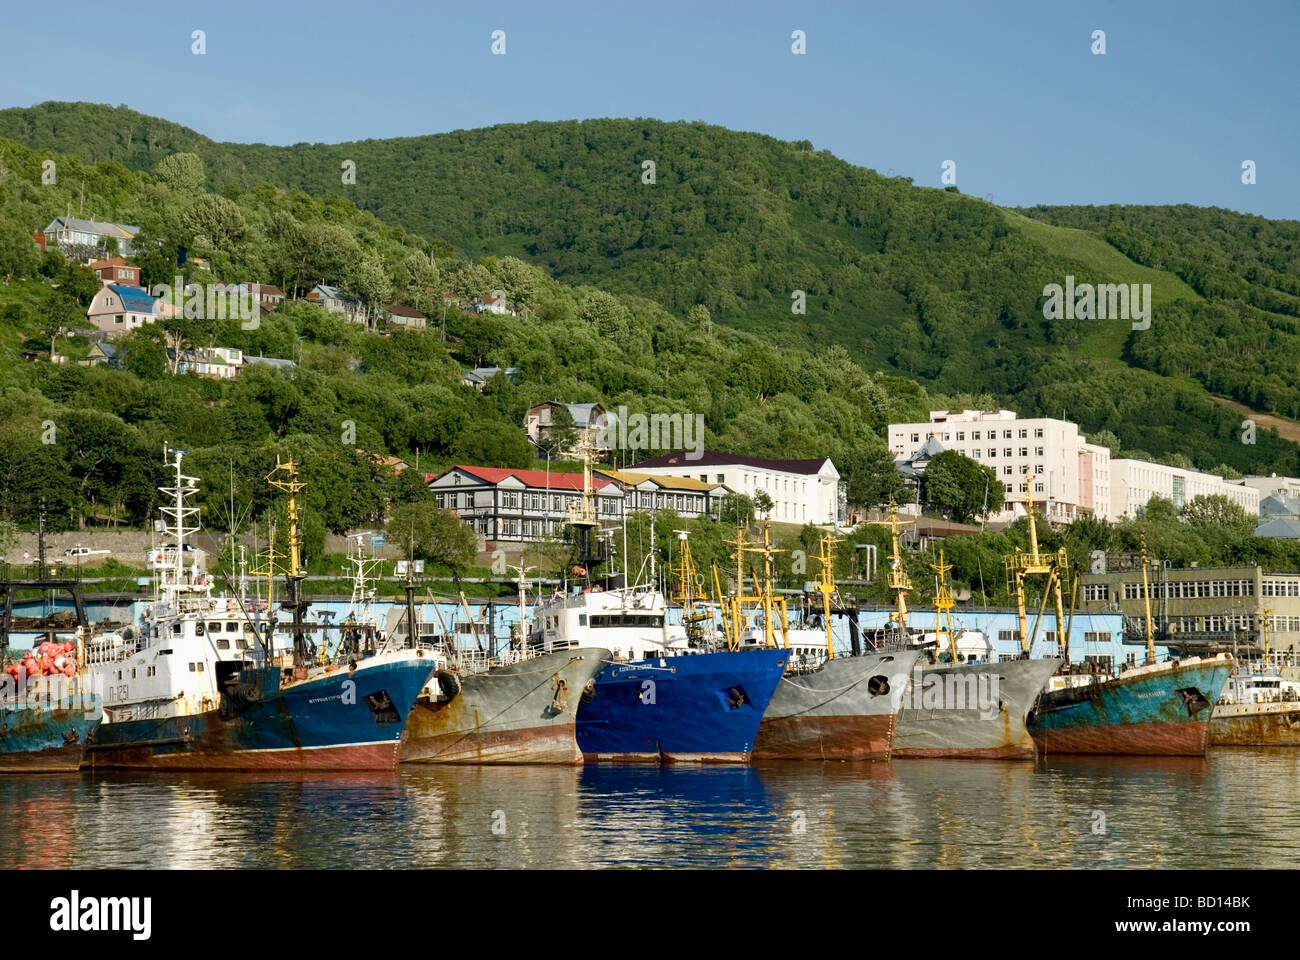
[4,748,1297,869]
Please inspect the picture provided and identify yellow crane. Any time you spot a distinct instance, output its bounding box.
[866,500,914,632]
[1003,469,1071,661]
[1137,535,1156,664]
[813,532,842,660]
[267,460,306,578]
[931,550,958,664]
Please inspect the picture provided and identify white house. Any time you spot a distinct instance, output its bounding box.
[627,451,846,526]
[429,465,623,543]
[174,346,244,380]
[473,293,509,315]
[86,284,158,337]
[524,401,616,456]
[305,284,368,325]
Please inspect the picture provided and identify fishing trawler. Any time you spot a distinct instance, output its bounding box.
[399,562,610,764]
[726,528,921,762]
[873,499,1062,760]
[1028,538,1233,756]
[1211,663,1300,746]
[541,441,787,763]
[1,668,101,772]
[83,449,436,770]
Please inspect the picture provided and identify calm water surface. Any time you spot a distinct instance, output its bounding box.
[3,749,1296,869]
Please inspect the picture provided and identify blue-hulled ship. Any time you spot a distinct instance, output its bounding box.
[83,450,436,771]
[532,446,788,762]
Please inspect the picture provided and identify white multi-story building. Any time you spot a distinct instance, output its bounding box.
[1241,475,1300,502]
[888,410,1111,523]
[627,451,846,526]
[1109,460,1259,518]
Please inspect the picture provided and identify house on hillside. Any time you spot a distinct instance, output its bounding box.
[172,346,244,380]
[893,435,946,507]
[89,257,142,287]
[79,340,122,369]
[86,284,158,338]
[383,303,427,330]
[524,401,617,456]
[473,293,509,315]
[305,284,368,326]
[239,282,286,314]
[461,366,518,390]
[44,217,140,259]
[428,465,623,543]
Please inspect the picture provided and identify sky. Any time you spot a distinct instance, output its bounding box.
[1,0,1297,219]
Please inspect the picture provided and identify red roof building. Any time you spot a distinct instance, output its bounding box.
[427,465,621,542]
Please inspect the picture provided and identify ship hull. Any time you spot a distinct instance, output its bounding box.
[1029,655,1233,757]
[0,690,102,772]
[400,648,611,764]
[1210,701,1300,746]
[893,658,1062,760]
[577,649,788,763]
[86,653,435,771]
[752,650,921,761]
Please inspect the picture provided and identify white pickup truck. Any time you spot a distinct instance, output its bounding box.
[64,546,111,560]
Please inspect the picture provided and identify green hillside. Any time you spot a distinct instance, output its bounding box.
[1,101,1298,480]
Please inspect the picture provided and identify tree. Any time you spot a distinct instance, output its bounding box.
[0,219,40,283]
[753,490,774,518]
[388,501,478,585]
[924,450,1001,524]
[840,443,913,514]
[155,152,206,194]
[1181,494,1255,540]
[719,493,755,527]
[453,421,534,469]
[536,404,578,459]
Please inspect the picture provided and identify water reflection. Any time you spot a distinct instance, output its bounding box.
[1,750,1297,869]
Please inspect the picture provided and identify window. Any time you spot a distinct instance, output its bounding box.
[1004,448,1012,458]
[1083,584,1108,602]
[1035,447,1043,457]
[988,449,997,458]
[972,450,980,458]
[1034,428,1044,438]
[1002,430,1012,439]
[1035,465,1044,475]
[1018,429,1028,439]
[972,431,981,440]
[1003,466,1012,475]
[911,433,920,443]
[1019,447,1028,457]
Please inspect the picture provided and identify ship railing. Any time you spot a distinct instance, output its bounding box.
[83,635,141,664]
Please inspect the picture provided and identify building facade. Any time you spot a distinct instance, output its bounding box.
[428,465,623,543]
[627,451,846,526]
[888,410,1111,523]
[524,402,615,456]
[594,469,730,520]
[1108,459,1259,518]
[1078,564,1300,655]
[86,284,158,337]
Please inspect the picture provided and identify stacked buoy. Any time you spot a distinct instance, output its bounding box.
[3,641,78,680]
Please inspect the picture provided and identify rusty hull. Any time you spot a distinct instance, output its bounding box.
[401,648,610,764]
[1211,701,1300,746]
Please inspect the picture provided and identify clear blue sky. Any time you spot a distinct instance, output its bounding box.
[3,0,1297,219]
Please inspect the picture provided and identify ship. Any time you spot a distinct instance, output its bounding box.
[734,530,922,762]
[1028,538,1233,756]
[1,669,102,772]
[1209,616,1300,746]
[83,450,436,771]
[398,562,610,764]
[540,441,787,763]
[867,500,1061,759]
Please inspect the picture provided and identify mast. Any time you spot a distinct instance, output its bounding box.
[268,459,311,667]
[157,447,202,601]
[866,500,913,632]
[1139,534,1155,664]
[814,532,842,659]
[931,550,957,664]
[1004,468,1070,661]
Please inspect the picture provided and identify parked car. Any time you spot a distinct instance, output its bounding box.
[64,546,111,560]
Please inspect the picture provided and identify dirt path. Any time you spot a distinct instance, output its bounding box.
[1210,396,1300,445]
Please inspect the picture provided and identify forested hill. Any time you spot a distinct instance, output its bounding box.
[2,100,1299,478]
